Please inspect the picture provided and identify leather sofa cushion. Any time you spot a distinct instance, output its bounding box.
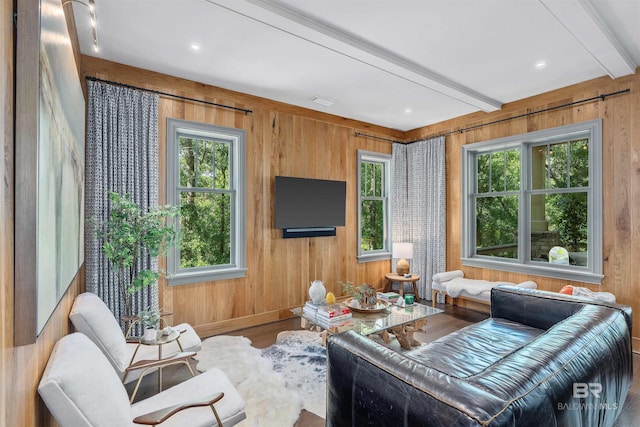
[406,318,544,378]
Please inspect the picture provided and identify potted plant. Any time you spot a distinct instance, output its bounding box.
[340,281,377,309]
[137,306,161,341]
[98,192,179,319]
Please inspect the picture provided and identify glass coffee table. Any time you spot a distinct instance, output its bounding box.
[292,303,443,350]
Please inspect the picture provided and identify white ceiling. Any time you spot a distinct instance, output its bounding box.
[72,0,640,131]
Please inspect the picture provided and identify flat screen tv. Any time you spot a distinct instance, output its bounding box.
[274,176,346,234]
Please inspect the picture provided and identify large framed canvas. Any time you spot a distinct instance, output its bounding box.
[15,0,85,345]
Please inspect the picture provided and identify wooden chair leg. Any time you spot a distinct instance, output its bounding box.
[432,290,437,307]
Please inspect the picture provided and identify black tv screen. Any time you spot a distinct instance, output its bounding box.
[274,176,346,229]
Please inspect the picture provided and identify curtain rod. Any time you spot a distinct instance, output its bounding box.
[86,76,253,115]
[353,132,402,144]
[355,88,630,144]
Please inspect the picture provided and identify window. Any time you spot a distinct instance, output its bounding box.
[167,118,246,285]
[357,150,391,262]
[462,120,602,284]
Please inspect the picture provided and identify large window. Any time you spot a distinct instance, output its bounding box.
[167,118,246,285]
[357,150,391,262]
[462,120,602,284]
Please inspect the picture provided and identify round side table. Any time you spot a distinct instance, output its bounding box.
[384,273,421,300]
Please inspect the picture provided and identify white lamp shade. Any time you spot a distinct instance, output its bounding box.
[392,242,413,259]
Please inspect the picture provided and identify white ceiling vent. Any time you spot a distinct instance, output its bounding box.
[310,96,335,107]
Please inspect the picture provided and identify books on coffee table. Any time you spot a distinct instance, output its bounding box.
[317,304,351,319]
[377,291,401,303]
[303,300,327,317]
[302,302,352,328]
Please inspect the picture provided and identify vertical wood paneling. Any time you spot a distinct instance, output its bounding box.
[81,57,397,337]
[405,72,640,342]
[630,84,640,318]
[612,84,632,304]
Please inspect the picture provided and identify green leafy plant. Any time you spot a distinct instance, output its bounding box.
[339,281,377,306]
[137,306,161,329]
[98,192,179,317]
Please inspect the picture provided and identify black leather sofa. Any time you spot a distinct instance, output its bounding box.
[326,285,632,426]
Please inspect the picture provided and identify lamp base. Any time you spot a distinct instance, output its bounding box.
[396,259,409,276]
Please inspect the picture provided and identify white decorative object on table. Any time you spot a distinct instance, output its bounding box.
[143,328,157,341]
[309,280,326,305]
[348,298,361,308]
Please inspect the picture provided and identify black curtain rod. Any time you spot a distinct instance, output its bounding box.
[354,88,630,144]
[86,76,253,115]
[405,88,630,144]
[354,132,402,144]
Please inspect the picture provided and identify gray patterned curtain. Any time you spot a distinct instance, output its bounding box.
[85,80,159,327]
[391,136,446,301]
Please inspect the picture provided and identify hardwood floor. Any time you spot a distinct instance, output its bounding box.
[128,302,638,426]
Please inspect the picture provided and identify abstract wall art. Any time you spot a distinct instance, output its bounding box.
[15,0,85,345]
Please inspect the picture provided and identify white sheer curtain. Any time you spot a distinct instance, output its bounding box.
[391,136,446,301]
[85,80,160,326]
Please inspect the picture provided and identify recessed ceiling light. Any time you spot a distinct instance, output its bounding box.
[405,108,412,114]
[191,44,201,51]
[310,96,335,107]
[535,60,547,69]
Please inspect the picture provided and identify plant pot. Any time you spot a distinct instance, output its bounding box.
[143,328,157,342]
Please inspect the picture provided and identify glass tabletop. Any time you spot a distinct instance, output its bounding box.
[292,303,443,336]
[139,328,180,345]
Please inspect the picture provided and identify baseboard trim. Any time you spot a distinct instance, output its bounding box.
[195,311,284,338]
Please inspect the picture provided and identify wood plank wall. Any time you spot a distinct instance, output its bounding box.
[405,71,640,347]
[82,56,398,338]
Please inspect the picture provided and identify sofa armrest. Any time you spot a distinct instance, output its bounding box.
[326,331,505,427]
[491,285,632,332]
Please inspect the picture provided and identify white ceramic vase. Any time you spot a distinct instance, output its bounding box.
[143,328,157,342]
[309,280,326,305]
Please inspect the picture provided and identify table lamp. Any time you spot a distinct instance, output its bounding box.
[392,242,413,276]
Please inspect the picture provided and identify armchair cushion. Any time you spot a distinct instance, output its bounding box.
[131,368,246,427]
[39,333,247,427]
[38,333,134,427]
[69,292,130,372]
[70,292,202,383]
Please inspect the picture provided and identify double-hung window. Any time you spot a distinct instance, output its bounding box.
[462,119,602,283]
[357,150,392,262]
[166,118,246,285]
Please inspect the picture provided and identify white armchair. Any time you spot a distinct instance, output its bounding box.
[39,333,246,427]
[69,292,202,399]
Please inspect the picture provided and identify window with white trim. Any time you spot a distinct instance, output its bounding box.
[462,119,603,284]
[357,150,391,262]
[166,118,246,285]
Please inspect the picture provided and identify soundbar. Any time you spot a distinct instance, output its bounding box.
[282,227,336,239]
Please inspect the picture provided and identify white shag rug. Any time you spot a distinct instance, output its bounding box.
[194,330,326,426]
